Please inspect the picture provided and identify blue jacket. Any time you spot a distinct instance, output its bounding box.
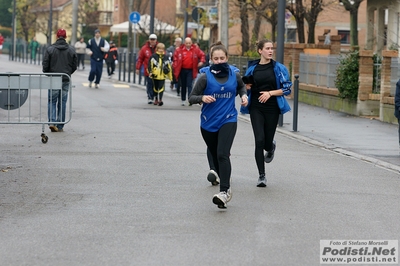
[240,59,292,115]
[395,79,400,119]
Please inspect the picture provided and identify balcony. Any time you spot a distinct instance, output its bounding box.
[99,11,113,26]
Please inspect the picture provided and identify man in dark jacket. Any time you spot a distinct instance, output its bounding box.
[104,40,118,78]
[395,80,400,147]
[87,29,109,88]
[42,28,77,132]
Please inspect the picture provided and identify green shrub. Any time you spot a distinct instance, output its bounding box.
[335,50,359,101]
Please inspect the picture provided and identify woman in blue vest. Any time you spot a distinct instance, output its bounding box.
[240,39,292,188]
[87,29,109,88]
[189,42,248,209]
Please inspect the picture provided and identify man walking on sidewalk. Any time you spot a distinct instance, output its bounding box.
[173,37,205,106]
[42,28,77,132]
[136,34,158,104]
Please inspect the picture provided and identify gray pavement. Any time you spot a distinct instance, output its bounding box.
[1,56,399,265]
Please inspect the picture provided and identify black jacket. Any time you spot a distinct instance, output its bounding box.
[395,80,400,119]
[42,38,77,82]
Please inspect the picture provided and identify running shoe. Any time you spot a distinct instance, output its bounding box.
[257,174,267,187]
[264,140,276,163]
[212,188,232,209]
[207,169,220,186]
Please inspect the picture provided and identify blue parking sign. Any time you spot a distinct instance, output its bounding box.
[129,12,141,24]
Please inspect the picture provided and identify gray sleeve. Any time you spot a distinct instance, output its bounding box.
[236,72,246,97]
[189,73,207,104]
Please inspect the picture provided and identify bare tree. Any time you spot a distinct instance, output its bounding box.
[248,0,278,43]
[233,0,250,55]
[287,0,306,43]
[304,0,323,44]
[16,0,41,41]
[339,0,364,48]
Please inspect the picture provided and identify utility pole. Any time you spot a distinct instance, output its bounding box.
[48,0,53,46]
[276,0,285,127]
[71,0,79,44]
[150,0,155,34]
[183,0,188,38]
[218,0,228,47]
[11,0,16,60]
[128,0,133,53]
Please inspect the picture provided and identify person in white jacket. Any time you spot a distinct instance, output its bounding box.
[74,37,87,70]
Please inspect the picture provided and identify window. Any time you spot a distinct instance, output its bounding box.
[338,30,350,44]
[286,29,297,43]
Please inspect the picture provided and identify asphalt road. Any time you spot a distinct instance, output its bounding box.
[1,59,399,265]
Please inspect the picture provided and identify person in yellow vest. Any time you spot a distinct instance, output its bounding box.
[148,43,172,106]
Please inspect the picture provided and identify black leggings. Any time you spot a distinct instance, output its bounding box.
[250,108,280,175]
[201,122,237,192]
[153,79,165,101]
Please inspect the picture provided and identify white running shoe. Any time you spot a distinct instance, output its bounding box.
[212,188,232,209]
[207,170,220,186]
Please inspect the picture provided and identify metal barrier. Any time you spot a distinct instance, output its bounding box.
[0,73,72,143]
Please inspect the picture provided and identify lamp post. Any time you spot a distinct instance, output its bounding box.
[11,0,16,60]
[48,0,53,46]
[276,0,285,127]
[183,0,188,38]
[150,0,155,34]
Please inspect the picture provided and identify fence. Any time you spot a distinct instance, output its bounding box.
[390,57,400,96]
[298,53,340,88]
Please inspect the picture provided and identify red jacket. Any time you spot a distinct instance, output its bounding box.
[136,41,158,76]
[0,35,4,46]
[173,44,206,80]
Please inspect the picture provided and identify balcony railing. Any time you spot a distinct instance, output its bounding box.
[99,11,113,26]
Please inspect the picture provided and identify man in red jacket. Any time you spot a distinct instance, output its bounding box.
[0,33,4,55]
[136,34,158,104]
[173,37,205,106]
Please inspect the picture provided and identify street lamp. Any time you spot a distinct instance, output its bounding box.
[48,0,53,46]
[11,0,16,60]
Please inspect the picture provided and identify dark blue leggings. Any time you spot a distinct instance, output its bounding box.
[201,122,237,192]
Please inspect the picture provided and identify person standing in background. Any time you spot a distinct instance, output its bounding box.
[173,37,205,106]
[42,29,77,133]
[29,37,39,63]
[104,41,118,78]
[166,37,182,96]
[74,37,87,70]
[324,29,331,45]
[87,29,109,89]
[0,33,4,55]
[136,34,158,104]
[394,80,400,147]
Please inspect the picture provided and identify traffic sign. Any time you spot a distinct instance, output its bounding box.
[129,12,141,24]
[192,7,205,23]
